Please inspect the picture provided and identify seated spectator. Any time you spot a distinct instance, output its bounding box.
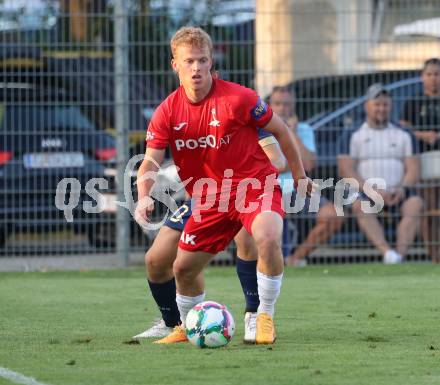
[400,58,440,263]
[338,84,423,264]
[269,86,344,266]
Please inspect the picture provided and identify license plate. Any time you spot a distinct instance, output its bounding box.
[23,152,85,169]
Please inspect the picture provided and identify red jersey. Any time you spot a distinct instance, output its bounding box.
[146,79,277,197]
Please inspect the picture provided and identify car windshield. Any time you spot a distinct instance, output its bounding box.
[0,105,95,132]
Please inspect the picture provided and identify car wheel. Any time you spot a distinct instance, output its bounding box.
[87,223,116,249]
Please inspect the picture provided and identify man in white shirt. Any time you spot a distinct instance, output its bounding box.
[338,84,423,264]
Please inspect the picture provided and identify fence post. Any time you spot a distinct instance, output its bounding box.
[114,0,130,266]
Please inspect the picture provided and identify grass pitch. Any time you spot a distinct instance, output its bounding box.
[0,264,439,385]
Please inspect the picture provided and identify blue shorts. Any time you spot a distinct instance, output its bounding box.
[164,200,192,231]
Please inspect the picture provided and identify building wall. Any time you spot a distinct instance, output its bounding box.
[256,0,440,94]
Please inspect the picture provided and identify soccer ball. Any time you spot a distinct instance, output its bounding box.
[185,301,235,348]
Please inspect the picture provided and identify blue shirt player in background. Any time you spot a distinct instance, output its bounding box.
[269,86,344,266]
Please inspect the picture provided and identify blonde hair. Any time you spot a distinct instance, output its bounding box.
[170,26,213,58]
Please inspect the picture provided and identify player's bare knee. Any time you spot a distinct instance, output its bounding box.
[255,236,281,259]
[172,261,184,280]
[172,259,194,283]
[146,251,171,277]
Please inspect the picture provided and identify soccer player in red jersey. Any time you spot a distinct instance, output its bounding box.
[135,26,314,344]
[132,128,284,344]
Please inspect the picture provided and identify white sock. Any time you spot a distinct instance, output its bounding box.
[257,271,283,318]
[176,292,205,327]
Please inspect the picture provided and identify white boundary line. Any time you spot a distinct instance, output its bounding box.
[0,367,51,385]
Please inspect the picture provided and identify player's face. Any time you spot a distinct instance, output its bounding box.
[270,91,295,121]
[172,44,212,93]
[365,95,392,126]
[422,64,440,96]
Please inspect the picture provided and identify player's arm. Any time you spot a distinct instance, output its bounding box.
[135,147,166,223]
[263,113,310,190]
[262,143,286,172]
[136,99,171,223]
[258,135,286,172]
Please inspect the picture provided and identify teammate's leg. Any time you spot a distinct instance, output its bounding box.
[250,211,284,344]
[234,228,259,343]
[134,201,192,339]
[133,226,181,338]
[234,228,259,312]
[145,226,181,325]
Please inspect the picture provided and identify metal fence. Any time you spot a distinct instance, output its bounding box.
[0,0,439,267]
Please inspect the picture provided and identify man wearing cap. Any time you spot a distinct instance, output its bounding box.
[338,84,423,264]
